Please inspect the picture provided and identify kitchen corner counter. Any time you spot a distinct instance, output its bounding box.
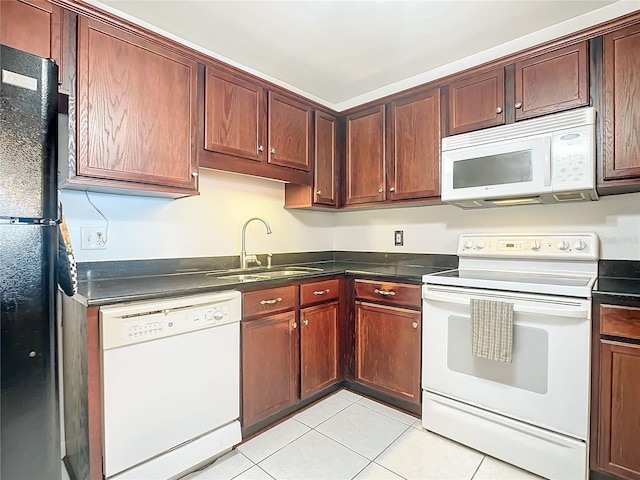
[73,252,457,307]
[593,260,640,302]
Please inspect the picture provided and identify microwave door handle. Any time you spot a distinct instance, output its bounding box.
[422,289,588,318]
[543,136,552,186]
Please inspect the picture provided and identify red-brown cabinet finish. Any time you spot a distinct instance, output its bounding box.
[0,0,62,84]
[598,340,640,480]
[355,301,421,404]
[389,89,441,200]
[76,17,198,193]
[314,112,337,205]
[300,301,339,399]
[241,310,299,428]
[448,68,505,135]
[514,42,589,121]
[268,92,312,171]
[204,68,266,162]
[345,106,386,205]
[602,24,640,185]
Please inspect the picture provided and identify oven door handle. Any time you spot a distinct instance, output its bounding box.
[422,290,589,318]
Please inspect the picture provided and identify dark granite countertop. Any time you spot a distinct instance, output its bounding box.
[75,252,457,307]
[592,260,640,303]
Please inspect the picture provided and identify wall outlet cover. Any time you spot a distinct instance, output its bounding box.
[81,227,107,250]
[394,230,404,246]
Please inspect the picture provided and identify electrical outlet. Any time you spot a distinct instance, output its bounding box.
[394,230,404,246]
[81,227,107,250]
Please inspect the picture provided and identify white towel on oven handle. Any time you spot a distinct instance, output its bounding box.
[470,298,514,363]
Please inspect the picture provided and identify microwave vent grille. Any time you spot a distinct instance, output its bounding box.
[442,107,596,151]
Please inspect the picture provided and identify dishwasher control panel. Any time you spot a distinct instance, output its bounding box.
[100,291,241,350]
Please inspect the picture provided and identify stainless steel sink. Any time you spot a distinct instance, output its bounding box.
[209,265,324,282]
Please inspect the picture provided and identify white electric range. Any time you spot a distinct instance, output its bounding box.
[421,233,599,480]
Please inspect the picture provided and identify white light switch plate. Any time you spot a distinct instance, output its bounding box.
[81,227,107,250]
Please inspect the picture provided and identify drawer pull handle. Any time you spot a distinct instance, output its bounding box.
[412,322,419,329]
[314,289,330,295]
[302,319,309,326]
[374,289,396,296]
[260,297,283,305]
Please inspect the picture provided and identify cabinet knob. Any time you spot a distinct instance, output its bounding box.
[258,145,264,152]
[191,171,199,178]
[378,188,384,193]
[291,322,297,329]
[389,187,395,192]
[302,319,309,326]
[270,148,276,154]
[515,102,522,109]
[496,107,503,114]
[412,322,419,329]
[316,190,322,196]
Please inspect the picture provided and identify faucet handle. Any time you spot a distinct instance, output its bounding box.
[245,254,260,266]
[267,253,273,268]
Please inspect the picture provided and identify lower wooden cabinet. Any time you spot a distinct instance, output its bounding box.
[355,301,421,404]
[300,301,339,399]
[593,303,640,480]
[241,310,299,428]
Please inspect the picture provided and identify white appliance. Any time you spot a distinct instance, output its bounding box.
[441,107,597,208]
[100,291,242,480]
[422,233,599,480]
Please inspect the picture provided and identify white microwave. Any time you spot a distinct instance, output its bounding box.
[441,107,597,209]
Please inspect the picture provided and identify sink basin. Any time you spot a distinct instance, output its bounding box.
[210,266,324,282]
[216,274,271,282]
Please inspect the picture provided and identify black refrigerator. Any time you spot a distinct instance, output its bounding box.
[0,45,61,479]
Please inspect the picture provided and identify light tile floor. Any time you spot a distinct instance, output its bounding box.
[184,389,544,480]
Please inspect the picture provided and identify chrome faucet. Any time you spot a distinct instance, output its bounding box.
[241,217,272,269]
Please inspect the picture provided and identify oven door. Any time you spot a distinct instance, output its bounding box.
[422,285,590,440]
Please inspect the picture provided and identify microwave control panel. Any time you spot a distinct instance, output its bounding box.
[551,126,594,189]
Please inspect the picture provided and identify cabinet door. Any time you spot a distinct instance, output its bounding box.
[0,0,62,83]
[598,340,640,480]
[514,42,588,121]
[268,92,312,171]
[355,301,421,404]
[300,301,339,399]
[204,68,266,161]
[314,112,337,206]
[241,310,299,428]
[448,68,505,135]
[345,106,385,205]
[77,18,198,191]
[602,24,640,182]
[389,89,441,200]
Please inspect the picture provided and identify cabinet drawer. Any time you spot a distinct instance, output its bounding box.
[601,304,640,340]
[243,285,297,318]
[354,279,421,308]
[300,279,339,306]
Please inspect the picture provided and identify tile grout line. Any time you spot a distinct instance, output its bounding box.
[470,455,486,480]
[354,398,419,427]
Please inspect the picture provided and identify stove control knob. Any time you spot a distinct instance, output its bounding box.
[476,241,486,250]
[531,241,541,250]
[556,240,570,251]
[573,240,587,251]
[213,310,225,320]
[464,240,475,249]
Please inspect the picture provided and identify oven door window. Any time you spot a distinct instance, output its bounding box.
[447,315,548,394]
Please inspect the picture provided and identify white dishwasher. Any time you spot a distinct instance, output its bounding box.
[100,291,242,480]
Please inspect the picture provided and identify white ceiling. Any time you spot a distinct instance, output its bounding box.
[97,0,637,111]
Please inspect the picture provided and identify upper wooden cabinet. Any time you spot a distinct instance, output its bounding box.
[448,68,505,135]
[514,42,588,120]
[204,68,265,162]
[0,0,62,84]
[447,41,589,135]
[344,90,441,207]
[268,92,312,171]
[284,111,338,209]
[65,17,198,196]
[200,66,312,184]
[600,23,640,191]
[345,106,386,205]
[389,89,441,200]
